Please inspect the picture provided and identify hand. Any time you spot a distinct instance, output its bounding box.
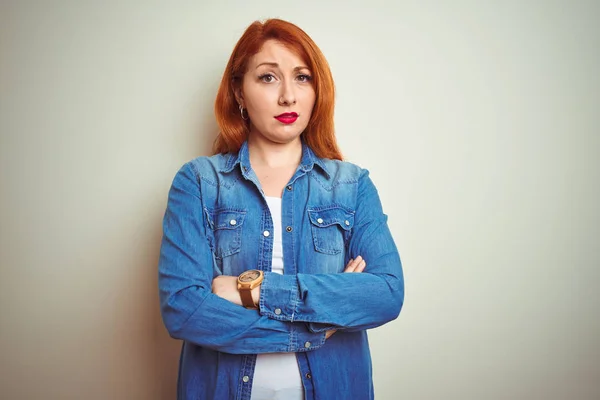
[325,255,367,340]
[343,255,366,273]
[325,329,337,339]
[212,275,243,306]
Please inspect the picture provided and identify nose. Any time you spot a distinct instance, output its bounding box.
[278,79,297,105]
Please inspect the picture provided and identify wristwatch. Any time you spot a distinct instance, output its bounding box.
[237,269,264,309]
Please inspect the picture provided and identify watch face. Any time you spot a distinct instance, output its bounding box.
[239,270,260,282]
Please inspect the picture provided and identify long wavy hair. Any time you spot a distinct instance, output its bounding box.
[213,19,342,160]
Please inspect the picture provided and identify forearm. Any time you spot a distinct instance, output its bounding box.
[259,251,403,330]
[160,283,325,354]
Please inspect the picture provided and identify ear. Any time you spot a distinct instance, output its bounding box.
[234,86,244,108]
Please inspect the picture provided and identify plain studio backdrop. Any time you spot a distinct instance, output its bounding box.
[1,1,598,399]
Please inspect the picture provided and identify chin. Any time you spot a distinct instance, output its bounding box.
[268,135,302,145]
[279,129,305,141]
[253,127,305,145]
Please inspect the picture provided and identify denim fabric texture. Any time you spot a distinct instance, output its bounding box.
[159,141,404,400]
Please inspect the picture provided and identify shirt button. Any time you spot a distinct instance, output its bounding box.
[242,375,249,383]
[229,219,237,226]
[274,308,282,315]
[286,185,293,191]
[317,218,324,224]
[304,341,311,348]
[306,373,312,379]
[263,230,270,237]
[344,220,350,226]
[243,166,248,172]
[286,226,292,232]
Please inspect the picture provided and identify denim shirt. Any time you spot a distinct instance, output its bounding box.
[158,141,404,400]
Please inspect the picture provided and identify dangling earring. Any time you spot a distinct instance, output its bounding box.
[239,104,248,121]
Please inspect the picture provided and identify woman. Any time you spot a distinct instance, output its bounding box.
[159,18,404,400]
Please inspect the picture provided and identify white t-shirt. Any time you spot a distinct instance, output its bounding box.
[250,196,304,400]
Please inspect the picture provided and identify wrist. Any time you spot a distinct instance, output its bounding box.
[237,269,264,309]
[251,285,261,307]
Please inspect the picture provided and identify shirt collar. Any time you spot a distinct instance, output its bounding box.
[221,140,331,179]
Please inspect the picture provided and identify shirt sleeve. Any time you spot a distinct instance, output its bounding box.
[259,169,404,332]
[158,162,326,354]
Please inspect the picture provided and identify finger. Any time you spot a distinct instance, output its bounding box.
[344,256,359,272]
[355,260,367,273]
[344,255,363,273]
[343,259,354,273]
[352,255,364,272]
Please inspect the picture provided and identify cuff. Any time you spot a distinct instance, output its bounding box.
[259,272,299,322]
[290,324,327,352]
[307,322,339,333]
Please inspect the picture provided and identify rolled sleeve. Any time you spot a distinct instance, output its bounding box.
[289,324,327,352]
[259,272,300,322]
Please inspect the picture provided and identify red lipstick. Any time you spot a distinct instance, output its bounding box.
[275,112,298,124]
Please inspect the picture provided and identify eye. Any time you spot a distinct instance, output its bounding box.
[297,74,313,83]
[258,73,275,83]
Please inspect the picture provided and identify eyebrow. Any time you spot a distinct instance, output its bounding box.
[255,62,310,71]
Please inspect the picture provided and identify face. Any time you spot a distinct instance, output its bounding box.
[237,39,316,145]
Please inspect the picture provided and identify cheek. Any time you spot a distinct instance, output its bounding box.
[248,99,273,113]
[300,90,316,113]
[246,95,276,117]
[243,83,275,108]
[241,83,265,113]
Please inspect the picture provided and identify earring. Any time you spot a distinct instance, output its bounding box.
[239,104,248,121]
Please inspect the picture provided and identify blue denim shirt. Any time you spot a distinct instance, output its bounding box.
[159,141,404,399]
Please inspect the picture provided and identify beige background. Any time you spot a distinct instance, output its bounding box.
[1,1,599,399]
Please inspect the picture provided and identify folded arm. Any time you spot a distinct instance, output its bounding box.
[258,169,404,332]
[158,163,325,354]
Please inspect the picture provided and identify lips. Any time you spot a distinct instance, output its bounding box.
[275,112,298,124]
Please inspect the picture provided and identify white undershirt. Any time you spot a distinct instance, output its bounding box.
[250,196,304,400]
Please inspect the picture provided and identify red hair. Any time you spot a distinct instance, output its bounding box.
[213,19,342,160]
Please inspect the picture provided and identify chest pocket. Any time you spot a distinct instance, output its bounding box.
[204,208,246,259]
[307,206,355,255]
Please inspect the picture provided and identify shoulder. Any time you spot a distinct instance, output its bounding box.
[317,158,369,184]
[177,153,232,186]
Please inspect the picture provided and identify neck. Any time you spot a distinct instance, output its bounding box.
[247,134,302,169]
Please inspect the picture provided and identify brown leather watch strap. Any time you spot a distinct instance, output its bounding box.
[239,288,256,309]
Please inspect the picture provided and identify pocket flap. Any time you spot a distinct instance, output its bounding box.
[205,208,246,230]
[307,206,354,231]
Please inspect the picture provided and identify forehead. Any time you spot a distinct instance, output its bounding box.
[248,39,308,68]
